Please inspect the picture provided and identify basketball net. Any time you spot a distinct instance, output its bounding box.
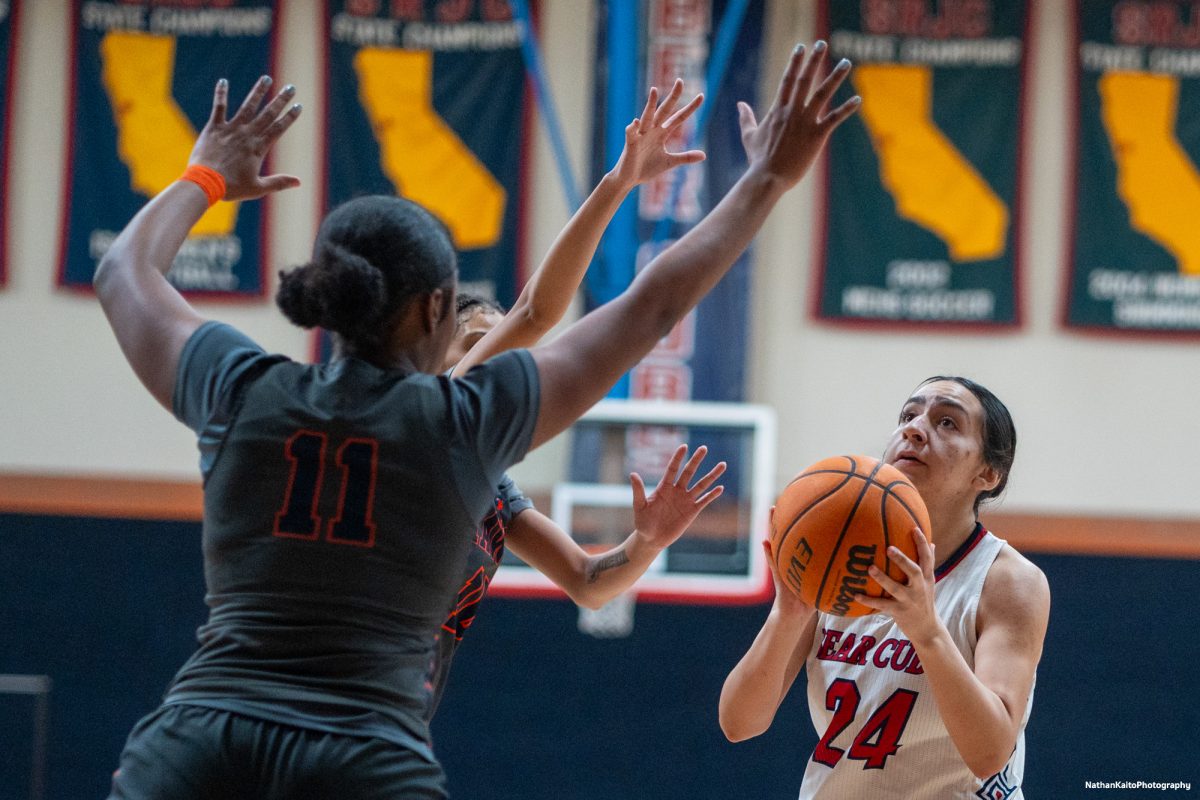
[577,592,636,638]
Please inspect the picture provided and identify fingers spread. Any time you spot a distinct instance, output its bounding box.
[678,445,707,485]
[690,461,727,495]
[771,43,806,111]
[789,39,827,108]
[663,92,704,130]
[736,101,757,135]
[652,78,685,127]
[256,173,302,196]
[254,84,296,133]
[808,57,851,114]
[696,484,725,508]
[819,95,861,131]
[231,75,273,125]
[661,444,688,485]
[640,86,659,129]
[630,472,648,508]
[209,78,228,126]
[666,149,706,166]
[264,102,303,146]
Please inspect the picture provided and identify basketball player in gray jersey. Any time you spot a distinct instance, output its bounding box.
[96,42,860,798]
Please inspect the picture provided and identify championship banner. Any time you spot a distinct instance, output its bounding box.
[1067,1,1200,334]
[0,1,18,288]
[323,0,528,311]
[816,0,1028,327]
[58,0,277,297]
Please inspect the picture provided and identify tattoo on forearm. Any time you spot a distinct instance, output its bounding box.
[586,550,630,584]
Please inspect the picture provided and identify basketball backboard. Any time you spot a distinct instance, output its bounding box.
[493,399,776,605]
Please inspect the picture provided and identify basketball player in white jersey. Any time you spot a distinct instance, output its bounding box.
[719,377,1050,799]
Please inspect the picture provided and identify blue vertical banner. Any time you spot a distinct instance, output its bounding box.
[0,1,17,288]
[588,0,758,412]
[323,0,528,306]
[583,0,763,477]
[1067,0,1200,335]
[817,0,1028,328]
[594,0,763,409]
[58,0,278,297]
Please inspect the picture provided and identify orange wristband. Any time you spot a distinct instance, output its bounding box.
[180,164,226,207]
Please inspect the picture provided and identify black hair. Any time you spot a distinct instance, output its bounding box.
[276,196,456,350]
[455,292,507,325]
[919,376,1017,512]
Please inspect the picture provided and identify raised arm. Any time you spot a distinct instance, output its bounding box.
[719,538,819,741]
[93,77,301,410]
[453,81,705,374]
[527,43,859,450]
[505,444,724,609]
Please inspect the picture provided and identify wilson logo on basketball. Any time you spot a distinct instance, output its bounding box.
[831,544,877,616]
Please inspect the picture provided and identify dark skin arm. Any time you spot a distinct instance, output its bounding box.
[454,81,705,374]
[93,77,302,410]
[527,43,859,450]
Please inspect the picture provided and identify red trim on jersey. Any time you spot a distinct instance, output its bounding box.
[934,522,987,582]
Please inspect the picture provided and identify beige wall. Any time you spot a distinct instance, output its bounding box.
[1,1,1196,518]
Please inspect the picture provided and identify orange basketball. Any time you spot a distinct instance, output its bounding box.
[769,455,932,617]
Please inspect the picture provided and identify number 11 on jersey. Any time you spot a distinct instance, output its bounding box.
[273,430,379,548]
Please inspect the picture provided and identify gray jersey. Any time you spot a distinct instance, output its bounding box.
[165,322,539,760]
[425,473,532,720]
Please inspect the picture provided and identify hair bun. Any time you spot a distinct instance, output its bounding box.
[276,244,388,337]
[275,262,323,329]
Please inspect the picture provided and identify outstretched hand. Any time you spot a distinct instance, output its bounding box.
[610,79,706,189]
[190,76,303,201]
[738,41,860,188]
[630,444,725,550]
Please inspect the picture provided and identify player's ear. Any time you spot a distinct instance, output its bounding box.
[972,463,1000,494]
[421,288,447,333]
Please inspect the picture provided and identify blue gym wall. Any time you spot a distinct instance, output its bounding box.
[1,512,1197,799]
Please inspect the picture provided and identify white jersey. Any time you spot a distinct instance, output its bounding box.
[798,525,1032,800]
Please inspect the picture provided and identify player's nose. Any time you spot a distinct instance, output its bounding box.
[901,418,927,444]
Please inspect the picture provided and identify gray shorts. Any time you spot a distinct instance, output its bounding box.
[109,703,447,800]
